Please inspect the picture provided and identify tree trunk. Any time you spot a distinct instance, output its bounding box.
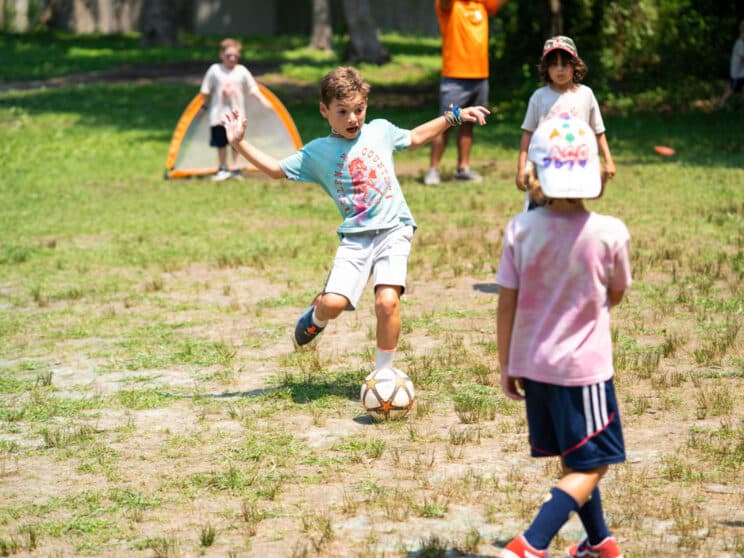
[341,0,390,64]
[309,0,333,51]
[544,0,562,38]
[140,0,178,46]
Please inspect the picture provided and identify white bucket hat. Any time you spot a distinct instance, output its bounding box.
[528,114,601,199]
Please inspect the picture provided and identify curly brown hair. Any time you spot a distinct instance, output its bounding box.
[320,66,371,107]
[537,50,588,84]
[525,162,546,205]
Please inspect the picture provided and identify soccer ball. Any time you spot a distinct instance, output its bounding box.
[360,367,415,421]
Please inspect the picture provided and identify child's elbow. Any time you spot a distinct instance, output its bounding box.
[407,135,423,150]
[608,289,625,308]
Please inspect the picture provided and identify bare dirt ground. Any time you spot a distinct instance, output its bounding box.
[2,259,742,557]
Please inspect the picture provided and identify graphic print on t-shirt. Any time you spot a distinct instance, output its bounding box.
[337,149,394,223]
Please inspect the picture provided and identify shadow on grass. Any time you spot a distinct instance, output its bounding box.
[276,367,361,403]
[474,283,500,294]
[171,388,280,399]
[154,367,361,404]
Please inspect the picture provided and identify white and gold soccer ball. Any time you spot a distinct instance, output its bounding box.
[360,367,415,421]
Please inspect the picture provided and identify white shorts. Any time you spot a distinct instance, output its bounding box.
[323,224,414,310]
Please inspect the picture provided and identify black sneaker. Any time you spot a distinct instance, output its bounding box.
[294,306,325,346]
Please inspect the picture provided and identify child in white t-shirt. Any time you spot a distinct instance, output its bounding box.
[200,38,273,181]
[516,36,615,209]
[496,114,630,558]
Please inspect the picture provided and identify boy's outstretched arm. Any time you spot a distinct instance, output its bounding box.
[408,105,490,149]
[497,287,525,401]
[222,109,286,179]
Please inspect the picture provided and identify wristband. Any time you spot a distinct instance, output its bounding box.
[450,104,462,124]
[443,104,463,126]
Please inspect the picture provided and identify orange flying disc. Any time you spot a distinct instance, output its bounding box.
[654,145,676,156]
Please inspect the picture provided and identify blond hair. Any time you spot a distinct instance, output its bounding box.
[320,66,371,106]
[220,38,241,53]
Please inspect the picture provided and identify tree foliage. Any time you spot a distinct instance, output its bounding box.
[491,0,742,102]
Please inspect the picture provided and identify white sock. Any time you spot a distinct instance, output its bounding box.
[375,348,395,370]
[311,308,328,327]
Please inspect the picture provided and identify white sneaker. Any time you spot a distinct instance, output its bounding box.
[230,169,244,180]
[423,168,441,185]
[211,169,231,182]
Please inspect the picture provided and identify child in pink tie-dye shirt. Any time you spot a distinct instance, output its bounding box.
[496,114,631,558]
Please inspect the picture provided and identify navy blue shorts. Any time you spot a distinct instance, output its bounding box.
[439,77,489,114]
[730,77,744,93]
[210,125,228,148]
[523,378,626,470]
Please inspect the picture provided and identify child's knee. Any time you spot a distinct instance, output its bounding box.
[317,293,348,319]
[561,462,610,478]
[374,287,401,316]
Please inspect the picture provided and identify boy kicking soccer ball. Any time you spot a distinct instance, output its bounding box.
[222,66,489,372]
[496,114,631,558]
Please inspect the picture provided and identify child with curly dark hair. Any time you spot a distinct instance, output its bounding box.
[515,36,615,209]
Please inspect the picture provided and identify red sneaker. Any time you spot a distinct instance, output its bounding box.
[501,534,548,558]
[565,537,623,558]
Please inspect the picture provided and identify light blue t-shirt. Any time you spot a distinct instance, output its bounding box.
[278,119,417,236]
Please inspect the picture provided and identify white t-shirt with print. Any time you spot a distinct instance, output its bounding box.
[521,84,605,134]
[200,63,259,127]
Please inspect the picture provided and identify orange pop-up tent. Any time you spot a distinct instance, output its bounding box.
[165,84,302,179]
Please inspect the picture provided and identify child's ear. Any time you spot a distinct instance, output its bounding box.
[319,102,329,119]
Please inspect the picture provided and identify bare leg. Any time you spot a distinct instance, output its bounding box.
[456,123,474,170]
[374,285,402,351]
[428,128,450,171]
[557,462,608,506]
[313,292,348,322]
[217,146,228,169]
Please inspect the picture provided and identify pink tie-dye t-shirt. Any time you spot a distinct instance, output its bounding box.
[496,208,632,386]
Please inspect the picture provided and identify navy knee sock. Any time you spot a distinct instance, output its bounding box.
[523,487,580,550]
[578,487,611,545]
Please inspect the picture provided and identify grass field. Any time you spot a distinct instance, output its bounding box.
[0,32,743,557]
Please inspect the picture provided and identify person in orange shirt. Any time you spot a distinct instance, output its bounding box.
[424,0,508,185]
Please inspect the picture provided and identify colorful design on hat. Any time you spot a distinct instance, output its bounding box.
[542,119,591,171]
[527,114,600,199]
